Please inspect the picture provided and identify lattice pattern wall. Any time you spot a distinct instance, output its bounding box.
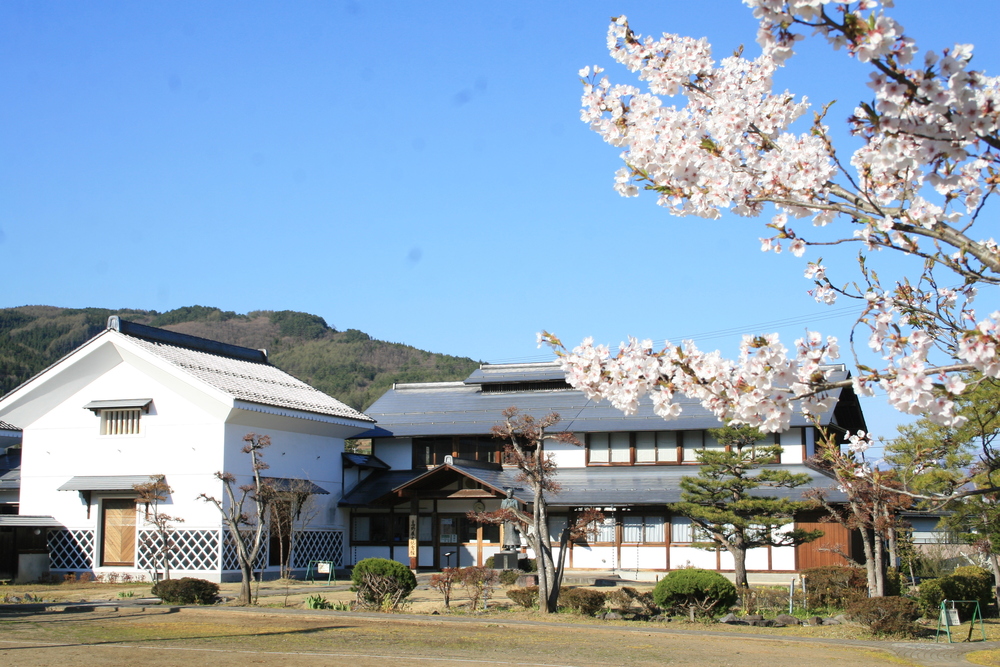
[222,530,268,571]
[292,530,344,568]
[48,529,95,570]
[137,530,221,572]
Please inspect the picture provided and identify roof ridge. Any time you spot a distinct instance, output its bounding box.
[108,316,268,363]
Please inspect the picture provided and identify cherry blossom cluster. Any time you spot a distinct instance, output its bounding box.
[539,330,840,434]
[570,1,999,434]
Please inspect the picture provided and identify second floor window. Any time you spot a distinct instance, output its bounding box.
[101,409,141,435]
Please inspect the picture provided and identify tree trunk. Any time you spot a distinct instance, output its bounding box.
[239,561,253,605]
[859,526,879,597]
[730,544,749,589]
[873,530,885,596]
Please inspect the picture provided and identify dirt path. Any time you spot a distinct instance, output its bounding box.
[0,607,914,667]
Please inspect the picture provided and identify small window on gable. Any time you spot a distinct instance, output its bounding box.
[101,409,141,435]
[85,399,151,436]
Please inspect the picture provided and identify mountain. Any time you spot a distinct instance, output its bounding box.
[0,305,480,412]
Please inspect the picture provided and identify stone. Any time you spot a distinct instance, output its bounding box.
[822,618,841,625]
[603,611,623,620]
[719,613,740,624]
[807,616,824,626]
[774,614,800,626]
[744,613,764,621]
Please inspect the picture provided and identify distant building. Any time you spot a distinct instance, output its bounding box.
[0,317,373,582]
[343,362,866,578]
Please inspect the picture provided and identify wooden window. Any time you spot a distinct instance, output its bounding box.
[412,437,453,468]
[635,431,679,464]
[101,499,136,566]
[101,409,141,435]
[621,515,666,543]
[352,514,407,545]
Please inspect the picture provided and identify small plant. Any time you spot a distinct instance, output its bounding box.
[116,590,135,599]
[331,600,352,611]
[846,596,920,637]
[79,572,93,584]
[63,573,77,584]
[498,570,521,586]
[559,587,607,616]
[460,566,500,611]
[151,577,220,605]
[350,558,417,611]
[652,569,737,619]
[305,594,332,610]
[506,586,539,608]
[429,567,460,609]
[607,586,659,615]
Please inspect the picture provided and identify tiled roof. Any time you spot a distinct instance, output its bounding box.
[0,420,19,432]
[338,462,844,507]
[126,335,373,423]
[58,475,163,491]
[360,366,855,438]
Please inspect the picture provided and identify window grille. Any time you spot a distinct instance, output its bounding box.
[101,409,141,435]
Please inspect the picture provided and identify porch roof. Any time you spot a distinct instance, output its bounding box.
[338,462,845,508]
[57,475,164,492]
[0,515,63,527]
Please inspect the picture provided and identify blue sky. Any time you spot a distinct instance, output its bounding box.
[3,1,997,444]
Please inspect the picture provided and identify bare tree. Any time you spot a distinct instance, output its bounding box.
[133,475,183,582]
[266,478,320,579]
[470,408,602,613]
[200,433,273,605]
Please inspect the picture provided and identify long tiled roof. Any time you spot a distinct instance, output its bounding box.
[339,462,845,507]
[125,334,373,423]
[360,363,854,437]
[0,420,19,431]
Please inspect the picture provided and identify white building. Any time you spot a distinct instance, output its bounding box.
[0,317,373,582]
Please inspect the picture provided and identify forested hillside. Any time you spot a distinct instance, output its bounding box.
[0,305,479,411]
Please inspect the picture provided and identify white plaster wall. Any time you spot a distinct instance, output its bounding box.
[373,438,412,470]
[745,547,770,570]
[222,421,346,531]
[572,545,616,569]
[20,360,226,528]
[618,545,667,570]
[771,545,796,570]
[353,546,391,562]
[669,547,716,570]
[546,434,586,469]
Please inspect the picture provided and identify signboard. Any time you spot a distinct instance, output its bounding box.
[317,562,331,574]
[408,515,418,558]
[940,607,961,626]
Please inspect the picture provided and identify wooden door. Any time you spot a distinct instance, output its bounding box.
[101,499,136,566]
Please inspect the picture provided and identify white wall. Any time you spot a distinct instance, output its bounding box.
[546,433,586,468]
[373,438,412,470]
[20,359,226,528]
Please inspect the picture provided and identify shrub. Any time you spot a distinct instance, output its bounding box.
[884,567,906,597]
[460,566,500,611]
[607,587,660,615]
[499,569,521,586]
[151,577,220,605]
[801,566,868,609]
[559,587,607,616]
[305,594,332,610]
[919,567,994,619]
[652,569,737,618]
[429,567,460,608]
[507,586,539,608]
[846,596,920,637]
[351,558,417,611]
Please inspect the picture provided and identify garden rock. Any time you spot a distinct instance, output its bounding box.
[744,613,764,621]
[774,614,800,626]
[603,611,623,620]
[807,615,824,626]
[822,618,841,625]
[719,613,739,624]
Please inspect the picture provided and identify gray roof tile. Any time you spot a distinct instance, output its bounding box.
[127,336,373,423]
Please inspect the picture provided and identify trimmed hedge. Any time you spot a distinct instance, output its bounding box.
[801,565,868,608]
[350,558,417,607]
[652,569,737,618]
[151,577,219,605]
[560,587,607,616]
[918,566,994,619]
[846,596,920,637]
[507,586,539,608]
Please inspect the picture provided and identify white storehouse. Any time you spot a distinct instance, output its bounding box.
[0,317,373,582]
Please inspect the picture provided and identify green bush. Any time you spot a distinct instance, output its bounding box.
[919,567,994,619]
[350,558,417,610]
[884,567,907,597]
[652,569,737,618]
[499,570,521,586]
[151,577,219,605]
[846,596,920,637]
[506,586,539,608]
[559,587,607,616]
[801,566,868,609]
